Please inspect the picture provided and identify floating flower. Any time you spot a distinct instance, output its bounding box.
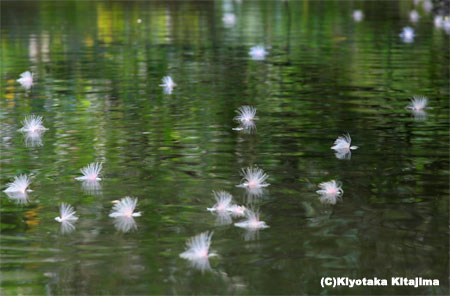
[249,45,267,60]
[207,191,233,212]
[409,10,420,23]
[234,106,257,124]
[237,167,270,190]
[352,10,364,22]
[75,162,102,181]
[180,232,217,272]
[109,197,141,218]
[422,0,432,13]
[160,76,176,94]
[400,27,415,43]
[331,133,358,151]
[234,209,269,230]
[434,16,443,29]
[316,180,344,204]
[4,174,32,193]
[228,204,246,217]
[406,96,428,111]
[222,13,236,26]
[55,203,79,223]
[17,71,34,89]
[18,115,47,133]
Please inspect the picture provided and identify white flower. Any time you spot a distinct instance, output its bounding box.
[75,162,102,181]
[409,10,420,23]
[422,0,433,13]
[331,133,358,151]
[400,27,415,43]
[160,76,176,94]
[18,115,47,133]
[207,191,233,212]
[234,106,257,124]
[227,204,246,217]
[17,71,34,89]
[316,180,344,200]
[4,175,32,193]
[237,167,270,189]
[109,197,141,218]
[222,13,236,26]
[249,46,267,60]
[406,96,428,111]
[55,203,79,223]
[434,16,443,29]
[234,209,269,230]
[352,10,364,22]
[180,232,216,271]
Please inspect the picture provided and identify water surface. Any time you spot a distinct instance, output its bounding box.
[1,0,449,295]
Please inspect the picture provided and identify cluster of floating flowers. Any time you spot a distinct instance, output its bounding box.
[9,5,435,272]
[3,161,142,233]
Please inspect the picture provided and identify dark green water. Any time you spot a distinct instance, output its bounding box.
[1,0,449,295]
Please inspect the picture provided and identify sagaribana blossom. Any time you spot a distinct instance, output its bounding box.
[160,76,176,94]
[331,134,358,151]
[222,13,236,26]
[18,115,47,133]
[75,162,102,181]
[444,19,450,34]
[422,0,433,13]
[228,204,246,217]
[406,96,428,111]
[237,167,270,190]
[233,106,257,133]
[409,10,420,23]
[400,27,415,43]
[316,180,344,205]
[180,232,217,272]
[434,16,443,29]
[352,10,364,22]
[17,71,34,89]
[234,209,269,230]
[207,191,233,212]
[4,175,32,193]
[249,45,268,60]
[55,203,79,223]
[109,197,141,218]
[234,106,257,124]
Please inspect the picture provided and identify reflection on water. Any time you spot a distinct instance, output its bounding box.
[1,0,449,295]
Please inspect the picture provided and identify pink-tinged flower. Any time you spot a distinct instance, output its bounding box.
[352,10,364,22]
[75,162,102,181]
[227,204,246,217]
[17,71,34,89]
[207,191,233,212]
[249,46,267,60]
[55,203,79,223]
[234,209,269,230]
[409,10,420,23]
[237,167,269,189]
[316,180,344,203]
[160,76,176,94]
[4,175,32,193]
[331,134,358,151]
[180,232,217,271]
[18,115,47,133]
[109,197,141,218]
[406,96,428,111]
